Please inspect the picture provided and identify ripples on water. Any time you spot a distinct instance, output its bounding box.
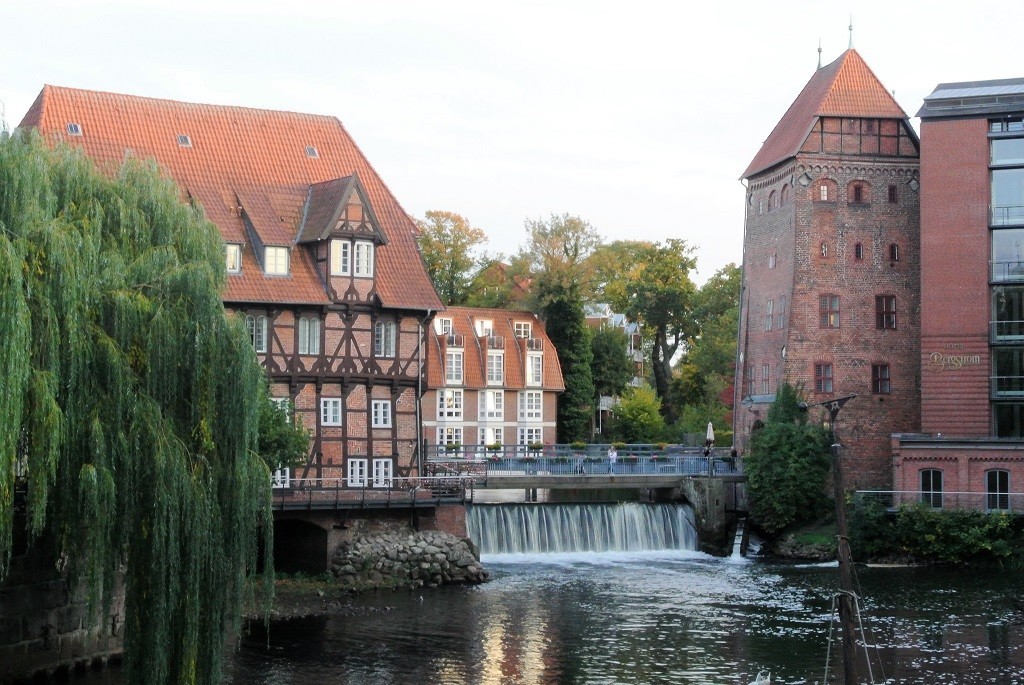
[222,553,1023,685]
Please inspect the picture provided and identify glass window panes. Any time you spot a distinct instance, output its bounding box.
[354,241,374,277]
[920,469,943,508]
[993,348,1024,397]
[992,286,1024,340]
[298,317,320,355]
[991,168,1024,226]
[518,391,542,420]
[986,470,1010,511]
[487,352,503,384]
[514,322,532,338]
[374,321,396,357]
[265,246,289,275]
[246,314,268,353]
[480,390,503,419]
[527,354,543,385]
[225,244,241,272]
[446,351,463,383]
[320,398,342,426]
[347,458,368,487]
[371,400,392,428]
[438,389,463,419]
[330,239,351,275]
[994,403,1024,438]
[991,138,1024,166]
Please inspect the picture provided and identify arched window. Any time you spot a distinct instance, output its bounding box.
[780,184,790,205]
[374,320,397,357]
[920,469,943,508]
[246,314,268,354]
[889,243,900,262]
[847,181,872,204]
[987,469,1010,511]
[854,243,864,260]
[768,190,777,210]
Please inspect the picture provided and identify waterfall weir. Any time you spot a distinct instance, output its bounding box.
[467,503,698,555]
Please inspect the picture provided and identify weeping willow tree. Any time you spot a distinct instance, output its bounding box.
[0,131,273,685]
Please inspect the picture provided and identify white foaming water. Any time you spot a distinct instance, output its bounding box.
[467,502,699,556]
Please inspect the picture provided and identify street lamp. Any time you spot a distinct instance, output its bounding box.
[800,394,860,685]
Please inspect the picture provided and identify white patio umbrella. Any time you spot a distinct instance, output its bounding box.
[706,421,715,446]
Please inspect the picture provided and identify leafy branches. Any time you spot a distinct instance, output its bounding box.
[0,133,272,685]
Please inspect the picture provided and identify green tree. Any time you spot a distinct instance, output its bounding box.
[257,393,310,472]
[593,239,697,422]
[521,214,600,442]
[591,325,633,401]
[614,385,667,443]
[0,134,272,685]
[416,210,487,305]
[745,383,832,534]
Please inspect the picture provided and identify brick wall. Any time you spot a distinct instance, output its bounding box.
[919,118,992,434]
[736,145,921,489]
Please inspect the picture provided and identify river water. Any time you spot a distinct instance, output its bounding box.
[73,503,1024,684]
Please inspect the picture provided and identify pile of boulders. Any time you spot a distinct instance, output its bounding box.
[331,531,488,590]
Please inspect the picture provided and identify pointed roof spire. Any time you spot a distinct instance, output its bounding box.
[817,38,823,70]
[848,15,854,49]
[741,50,910,178]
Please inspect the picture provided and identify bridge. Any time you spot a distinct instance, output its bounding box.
[269,444,747,573]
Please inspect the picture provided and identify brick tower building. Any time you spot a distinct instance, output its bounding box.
[734,50,921,488]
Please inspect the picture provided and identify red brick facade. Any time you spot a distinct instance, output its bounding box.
[735,51,921,489]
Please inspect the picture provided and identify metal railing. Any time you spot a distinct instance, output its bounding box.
[991,260,1024,282]
[445,333,464,347]
[990,204,1024,227]
[426,443,742,477]
[856,490,1024,512]
[272,475,476,509]
[526,338,544,351]
[990,375,1024,398]
[486,335,504,349]
[990,320,1024,342]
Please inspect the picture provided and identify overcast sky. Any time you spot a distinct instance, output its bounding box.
[2,1,1023,282]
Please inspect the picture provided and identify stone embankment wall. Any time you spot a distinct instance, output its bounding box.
[0,544,123,682]
[332,530,488,589]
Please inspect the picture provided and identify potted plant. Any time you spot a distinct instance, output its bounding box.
[445,443,462,453]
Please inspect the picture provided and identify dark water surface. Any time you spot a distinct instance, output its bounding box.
[225,552,1021,684]
[71,552,1024,684]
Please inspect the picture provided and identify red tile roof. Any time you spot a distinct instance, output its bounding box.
[19,85,443,310]
[742,50,910,179]
[426,307,565,392]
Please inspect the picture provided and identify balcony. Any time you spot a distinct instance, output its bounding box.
[526,337,544,351]
[445,333,465,347]
[991,204,1024,227]
[991,319,1024,343]
[990,260,1024,282]
[486,335,504,349]
[991,374,1024,398]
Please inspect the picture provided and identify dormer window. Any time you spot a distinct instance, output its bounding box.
[526,353,543,386]
[476,319,494,337]
[66,122,83,136]
[514,321,532,338]
[435,317,453,335]
[177,134,192,148]
[354,240,374,277]
[264,246,289,275]
[330,239,351,276]
[225,243,242,273]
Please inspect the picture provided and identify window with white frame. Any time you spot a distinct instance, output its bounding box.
[246,314,268,353]
[225,244,241,273]
[320,398,342,426]
[354,240,374,277]
[347,458,368,487]
[514,321,532,338]
[270,397,291,419]
[526,353,543,386]
[518,427,542,446]
[479,426,502,446]
[435,317,453,335]
[330,239,351,276]
[487,351,504,384]
[475,319,493,337]
[480,390,503,420]
[437,427,462,446]
[371,399,392,428]
[518,391,542,421]
[298,317,320,355]
[374,320,397,357]
[264,246,289,275]
[438,389,463,419]
[446,350,463,384]
[372,458,393,487]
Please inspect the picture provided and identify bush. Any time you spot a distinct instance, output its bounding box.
[570,441,587,450]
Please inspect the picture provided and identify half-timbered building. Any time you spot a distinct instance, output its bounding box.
[21,86,443,486]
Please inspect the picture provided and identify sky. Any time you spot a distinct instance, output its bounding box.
[2,1,1024,283]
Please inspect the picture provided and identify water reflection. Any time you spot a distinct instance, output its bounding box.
[73,554,1024,684]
